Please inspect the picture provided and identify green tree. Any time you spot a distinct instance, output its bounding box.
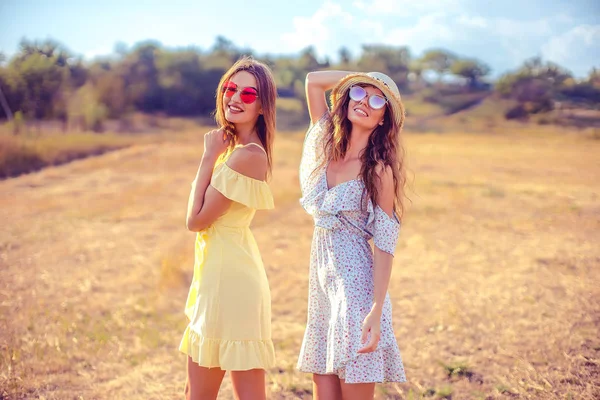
[88,63,128,118]
[208,36,253,69]
[213,36,235,53]
[450,59,491,88]
[0,39,87,122]
[496,57,575,117]
[357,45,411,89]
[421,49,457,80]
[67,83,107,132]
[157,50,218,115]
[298,46,322,71]
[409,60,425,88]
[121,41,163,112]
[9,52,68,119]
[556,66,600,105]
[587,67,600,88]
[338,47,352,66]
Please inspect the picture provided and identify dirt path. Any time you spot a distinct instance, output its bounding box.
[1,132,599,399]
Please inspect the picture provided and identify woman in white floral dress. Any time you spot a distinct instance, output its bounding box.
[297,70,407,399]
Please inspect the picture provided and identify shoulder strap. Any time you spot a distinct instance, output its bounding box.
[243,142,267,156]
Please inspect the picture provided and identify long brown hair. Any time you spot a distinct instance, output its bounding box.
[214,56,277,176]
[324,86,407,218]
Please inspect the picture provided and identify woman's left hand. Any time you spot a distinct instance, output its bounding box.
[357,307,382,353]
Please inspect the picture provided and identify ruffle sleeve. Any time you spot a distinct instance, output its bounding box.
[366,203,401,255]
[211,162,274,210]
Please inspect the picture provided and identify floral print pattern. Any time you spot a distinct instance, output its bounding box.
[296,114,406,384]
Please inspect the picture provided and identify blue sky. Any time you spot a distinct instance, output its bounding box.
[1,0,599,77]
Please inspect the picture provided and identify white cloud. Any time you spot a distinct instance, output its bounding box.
[353,0,461,17]
[366,10,558,58]
[280,2,354,54]
[541,24,600,75]
[384,13,456,50]
[357,19,386,38]
[457,15,488,29]
[84,44,114,60]
[493,18,553,38]
[476,19,598,73]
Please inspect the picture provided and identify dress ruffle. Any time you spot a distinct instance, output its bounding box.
[211,162,274,210]
[179,326,275,371]
[300,172,401,255]
[365,199,401,255]
[335,344,406,383]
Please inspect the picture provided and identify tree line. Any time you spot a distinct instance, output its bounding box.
[0,36,598,132]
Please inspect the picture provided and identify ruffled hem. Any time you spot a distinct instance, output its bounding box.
[297,344,406,384]
[179,326,275,371]
[211,163,274,210]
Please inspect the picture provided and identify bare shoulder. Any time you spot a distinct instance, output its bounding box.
[374,163,395,214]
[226,145,268,181]
[375,163,394,189]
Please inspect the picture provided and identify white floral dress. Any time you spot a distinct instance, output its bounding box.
[296,114,407,384]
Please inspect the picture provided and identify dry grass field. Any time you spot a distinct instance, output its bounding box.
[0,123,599,399]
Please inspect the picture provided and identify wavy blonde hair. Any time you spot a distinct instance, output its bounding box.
[214,56,277,176]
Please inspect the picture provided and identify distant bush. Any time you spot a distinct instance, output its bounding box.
[11,111,24,135]
[0,132,133,179]
[559,82,600,105]
[494,57,600,121]
[67,84,108,132]
[505,104,528,120]
[0,135,44,177]
[537,116,552,125]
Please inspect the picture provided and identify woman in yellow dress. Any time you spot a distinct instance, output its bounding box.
[179,57,277,400]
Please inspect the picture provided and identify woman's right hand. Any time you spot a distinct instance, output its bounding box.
[203,128,231,160]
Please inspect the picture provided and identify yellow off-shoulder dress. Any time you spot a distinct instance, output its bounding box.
[179,147,275,370]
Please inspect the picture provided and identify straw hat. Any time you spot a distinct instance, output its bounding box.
[330,72,405,128]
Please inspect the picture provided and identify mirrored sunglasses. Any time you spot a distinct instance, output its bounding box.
[349,86,387,110]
